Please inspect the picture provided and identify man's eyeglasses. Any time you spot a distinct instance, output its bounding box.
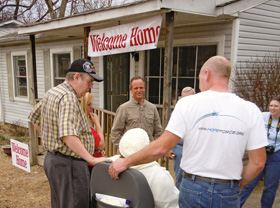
[84,78,94,86]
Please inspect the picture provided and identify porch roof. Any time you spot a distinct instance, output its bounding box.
[6,0,268,45]
[16,0,246,43]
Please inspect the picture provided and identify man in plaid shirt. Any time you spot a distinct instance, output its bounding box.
[29,59,110,208]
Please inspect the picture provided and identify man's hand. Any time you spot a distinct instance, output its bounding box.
[88,156,111,166]
[32,123,40,133]
[165,149,175,159]
[96,142,105,151]
[240,147,266,189]
[108,158,128,179]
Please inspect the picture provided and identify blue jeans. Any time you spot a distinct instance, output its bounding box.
[172,144,184,189]
[240,149,280,208]
[179,175,240,208]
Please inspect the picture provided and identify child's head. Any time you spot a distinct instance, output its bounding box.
[119,128,149,157]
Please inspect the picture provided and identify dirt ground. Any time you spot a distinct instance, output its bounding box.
[0,123,280,208]
[0,122,51,208]
[1,149,280,208]
[0,149,51,208]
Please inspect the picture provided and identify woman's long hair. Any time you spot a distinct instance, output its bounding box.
[80,92,93,125]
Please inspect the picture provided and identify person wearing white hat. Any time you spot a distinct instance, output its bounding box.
[111,128,179,208]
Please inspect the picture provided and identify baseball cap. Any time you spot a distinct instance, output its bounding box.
[68,58,103,82]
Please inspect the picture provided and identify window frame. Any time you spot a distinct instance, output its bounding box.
[11,51,29,102]
[145,36,224,108]
[50,48,73,87]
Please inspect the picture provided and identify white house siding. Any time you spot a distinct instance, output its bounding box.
[34,50,45,98]
[0,88,2,122]
[36,40,83,97]
[0,45,34,127]
[0,19,235,128]
[0,28,17,37]
[91,56,102,108]
[237,0,280,65]
[158,20,233,61]
[0,39,103,128]
[0,48,3,122]
[0,95,2,122]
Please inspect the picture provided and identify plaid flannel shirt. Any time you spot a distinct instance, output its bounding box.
[28,81,95,158]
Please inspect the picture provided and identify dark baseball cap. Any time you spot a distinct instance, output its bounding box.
[68,59,103,82]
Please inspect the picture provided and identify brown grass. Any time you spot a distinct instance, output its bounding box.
[0,122,29,143]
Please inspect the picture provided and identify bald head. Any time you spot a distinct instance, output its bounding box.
[199,56,231,92]
[203,56,231,79]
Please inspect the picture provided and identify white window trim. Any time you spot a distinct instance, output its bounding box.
[98,56,104,109]
[139,36,225,85]
[145,38,223,106]
[158,35,225,56]
[50,47,73,87]
[11,51,29,102]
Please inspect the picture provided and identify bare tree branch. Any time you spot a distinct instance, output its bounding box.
[1,0,129,23]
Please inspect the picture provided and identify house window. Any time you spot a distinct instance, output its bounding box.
[13,55,27,98]
[145,45,217,106]
[53,53,71,86]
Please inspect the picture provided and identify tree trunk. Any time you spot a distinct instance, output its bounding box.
[13,0,19,20]
[44,0,56,19]
[59,0,67,18]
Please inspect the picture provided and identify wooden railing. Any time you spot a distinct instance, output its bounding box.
[92,107,117,157]
[29,106,169,169]
[93,107,169,169]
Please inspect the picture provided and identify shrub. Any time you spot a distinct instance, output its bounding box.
[231,52,280,111]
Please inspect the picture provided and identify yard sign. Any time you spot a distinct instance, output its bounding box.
[10,139,30,173]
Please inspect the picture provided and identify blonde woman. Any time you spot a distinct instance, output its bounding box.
[80,92,105,172]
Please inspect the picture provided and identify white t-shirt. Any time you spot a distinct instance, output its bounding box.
[166,90,268,180]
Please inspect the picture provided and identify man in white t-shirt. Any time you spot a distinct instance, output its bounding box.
[171,86,195,189]
[109,55,268,208]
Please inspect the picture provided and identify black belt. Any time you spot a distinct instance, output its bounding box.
[49,151,85,162]
[184,172,240,185]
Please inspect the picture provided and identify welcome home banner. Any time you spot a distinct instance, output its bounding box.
[88,15,162,57]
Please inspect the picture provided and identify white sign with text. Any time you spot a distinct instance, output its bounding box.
[11,139,30,173]
[88,15,162,57]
